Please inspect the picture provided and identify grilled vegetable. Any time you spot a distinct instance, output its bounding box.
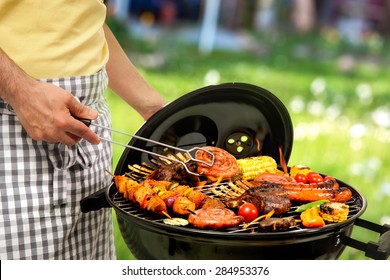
[295,200,329,213]
[320,202,349,223]
[307,172,324,183]
[294,173,308,183]
[237,156,278,181]
[289,165,312,179]
[238,202,259,223]
[300,206,325,228]
[163,218,189,226]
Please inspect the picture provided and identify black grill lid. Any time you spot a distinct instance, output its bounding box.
[115,83,293,174]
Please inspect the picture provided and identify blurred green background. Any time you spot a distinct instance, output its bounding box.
[104,0,390,260]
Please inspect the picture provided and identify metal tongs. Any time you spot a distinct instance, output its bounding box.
[76,118,215,176]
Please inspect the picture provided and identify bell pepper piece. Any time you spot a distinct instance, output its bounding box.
[295,200,329,213]
[300,206,325,228]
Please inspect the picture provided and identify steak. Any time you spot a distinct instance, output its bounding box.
[225,183,291,214]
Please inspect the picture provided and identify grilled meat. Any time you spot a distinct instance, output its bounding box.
[173,196,195,215]
[200,197,226,209]
[254,174,352,203]
[225,184,291,215]
[146,162,199,186]
[254,173,295,184]
[188,208,244,229]
[117,178,168,216]
[258,217,296,232]
[285,186,352,203]
[195,146,239,180]
[115,177,229,222]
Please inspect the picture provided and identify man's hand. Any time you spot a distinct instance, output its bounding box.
[0,48,100,146]
[9,80,100,146]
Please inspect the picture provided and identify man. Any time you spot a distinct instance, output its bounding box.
[0,1,165,259]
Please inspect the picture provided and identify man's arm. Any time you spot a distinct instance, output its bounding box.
[103,24,165,120]
[0,48,100,146]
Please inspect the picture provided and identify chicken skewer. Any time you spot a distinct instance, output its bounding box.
[115,176,223,215]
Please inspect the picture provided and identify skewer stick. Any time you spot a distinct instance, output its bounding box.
[105,170,115,177]
[162,211,172,219]
[242,209,275,229]
[187,209,197,215]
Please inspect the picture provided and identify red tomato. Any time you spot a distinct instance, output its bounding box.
[238,202,258,223]
[307,171,319,180]
[308,173,324,183]
[295,173,308,183]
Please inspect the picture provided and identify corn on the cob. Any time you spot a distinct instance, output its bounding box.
[319,202,349,223]
[289,165,312,179]
[237,156,278,181]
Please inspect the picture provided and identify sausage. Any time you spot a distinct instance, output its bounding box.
[253,176,351,203]
[255,176,340,190]
[284,186,352,203]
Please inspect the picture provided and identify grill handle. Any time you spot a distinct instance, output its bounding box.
[340,218,390,260]
[80,187,111,213]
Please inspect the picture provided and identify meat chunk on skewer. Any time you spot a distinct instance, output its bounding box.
[258,217,296,232]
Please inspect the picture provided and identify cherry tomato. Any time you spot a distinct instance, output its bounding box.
[308,173,324,183]
[307,171,319,180]
[238,202,258,223]
[295,173,308,183]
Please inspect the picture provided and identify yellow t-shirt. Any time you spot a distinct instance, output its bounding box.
[0,0,109,79]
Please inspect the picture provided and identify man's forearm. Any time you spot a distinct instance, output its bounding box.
[0,48,35,104]
[103,24,165,120]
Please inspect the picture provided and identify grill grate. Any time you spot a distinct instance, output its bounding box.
[111,180,363,234]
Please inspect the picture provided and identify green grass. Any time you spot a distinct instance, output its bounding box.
[106,26,390,260]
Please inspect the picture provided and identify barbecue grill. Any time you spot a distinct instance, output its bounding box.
[81,83,390,260]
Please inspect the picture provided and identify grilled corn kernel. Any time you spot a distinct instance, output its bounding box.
[320,202,349,223]
[237,156,278,181]
[290,165,312,178]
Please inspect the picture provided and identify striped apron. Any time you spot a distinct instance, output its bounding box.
[0,68,116,259]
